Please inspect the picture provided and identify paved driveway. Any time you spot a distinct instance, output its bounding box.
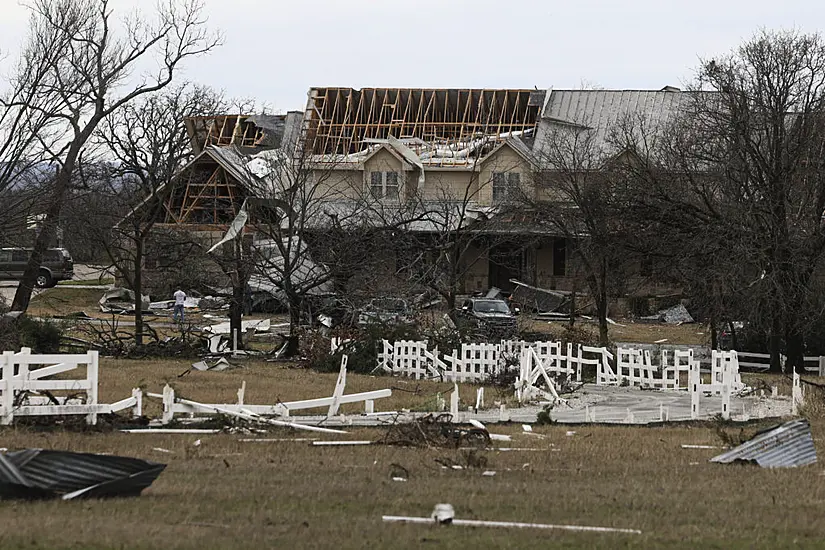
[0,264,113,308]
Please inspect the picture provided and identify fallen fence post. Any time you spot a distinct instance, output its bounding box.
[327,355,348,417]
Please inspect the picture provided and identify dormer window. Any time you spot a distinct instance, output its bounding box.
[492,171,520,202]
[370,171,399,200]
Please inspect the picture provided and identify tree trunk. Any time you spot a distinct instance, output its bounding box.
[11,186,61,311]
[769,314,783,373]
[785,323,805,374]
[446,290,456,310]
[229,279,244,352]
[133,235,144,347]
[568,289,576,328]
[596,258,609,347]
[709,314,717,350]
[280,295,301,358]
[596,291,608,347]
[12,135,91,312]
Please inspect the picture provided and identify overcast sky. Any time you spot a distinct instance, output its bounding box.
[0,0,823,112]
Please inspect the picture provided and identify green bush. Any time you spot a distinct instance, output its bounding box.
[0,316,64,353]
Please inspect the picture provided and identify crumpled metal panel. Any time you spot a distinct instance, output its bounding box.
[710,419,817,468]
[0,449,166,500]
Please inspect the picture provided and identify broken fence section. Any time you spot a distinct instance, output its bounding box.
[376,339,612,384]
[0,348,141,426]
[149,355,391,426]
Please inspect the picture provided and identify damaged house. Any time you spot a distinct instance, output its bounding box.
[121,86,685,310]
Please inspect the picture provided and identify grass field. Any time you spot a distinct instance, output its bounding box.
[4,287,821,548]
[0,357,823,549]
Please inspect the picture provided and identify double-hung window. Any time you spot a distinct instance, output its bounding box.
[370,171,399,200]
[492,171,520,202]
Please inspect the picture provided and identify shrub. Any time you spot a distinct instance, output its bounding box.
[0,316,64,353]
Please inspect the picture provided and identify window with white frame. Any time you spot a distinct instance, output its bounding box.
[492,171,520,202]
[369,171,399,200]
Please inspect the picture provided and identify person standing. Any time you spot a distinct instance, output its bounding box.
[173,289,186,323]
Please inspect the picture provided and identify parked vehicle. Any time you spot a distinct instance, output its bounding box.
[357,297,413,327]
[0,248,74,288]
[450,298,519,337]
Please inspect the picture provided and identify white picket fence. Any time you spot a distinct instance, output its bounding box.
[613,348,697,390]
[376,339,613,384]
[0,348,141,425]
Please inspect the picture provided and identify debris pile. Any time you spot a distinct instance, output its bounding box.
[381,414,489,448]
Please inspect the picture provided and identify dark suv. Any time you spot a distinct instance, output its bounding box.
[450,298,519,338]
[0,248,74,287]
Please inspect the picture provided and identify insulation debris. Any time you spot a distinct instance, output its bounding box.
[710,419,817,468]
[0,450,165,500]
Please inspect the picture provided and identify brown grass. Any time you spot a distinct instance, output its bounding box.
[0,358,823,548]
[8,290,821,547]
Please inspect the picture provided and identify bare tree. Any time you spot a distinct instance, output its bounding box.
[8,0,220,313]
[617,29,825,371]
[72,85,224,345]
[531,124,631,346]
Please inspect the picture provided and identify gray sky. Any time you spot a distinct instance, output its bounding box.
[0,0,823,112]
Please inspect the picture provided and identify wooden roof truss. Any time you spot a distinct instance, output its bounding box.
[304,88,545,165]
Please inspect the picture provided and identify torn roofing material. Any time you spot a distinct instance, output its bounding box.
[710,419,817,468]
[0,449,166,500]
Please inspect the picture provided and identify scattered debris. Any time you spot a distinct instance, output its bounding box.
[710,419,816,468]
[390,463,409,481]
[121,429,220,434]
[152,447,173,454]
[99,288,150,314]
[382,414,489,448]
[383,504,642,534]
[509,279,569,313]
[149,296,200,311]
[641,303,694,324]
[468,419,512,441]
[482,470,497,477]
[0,450,165,500]
[191,357,240,372]
[238,438,319,443]
[682,444,721,450]
[311,441,373,446]
[204,318,274,335]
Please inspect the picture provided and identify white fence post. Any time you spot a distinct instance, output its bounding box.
[1,351,13,426]
[689,359,700,420]
[86,351,99,425]
[131,388,143,417]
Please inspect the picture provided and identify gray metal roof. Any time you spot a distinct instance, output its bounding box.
[710,418,817,468]
[0,449,166,499]
[534,89,685,162]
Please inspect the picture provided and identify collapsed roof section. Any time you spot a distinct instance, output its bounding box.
[303,88,546,166]
[185,112,303,155]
